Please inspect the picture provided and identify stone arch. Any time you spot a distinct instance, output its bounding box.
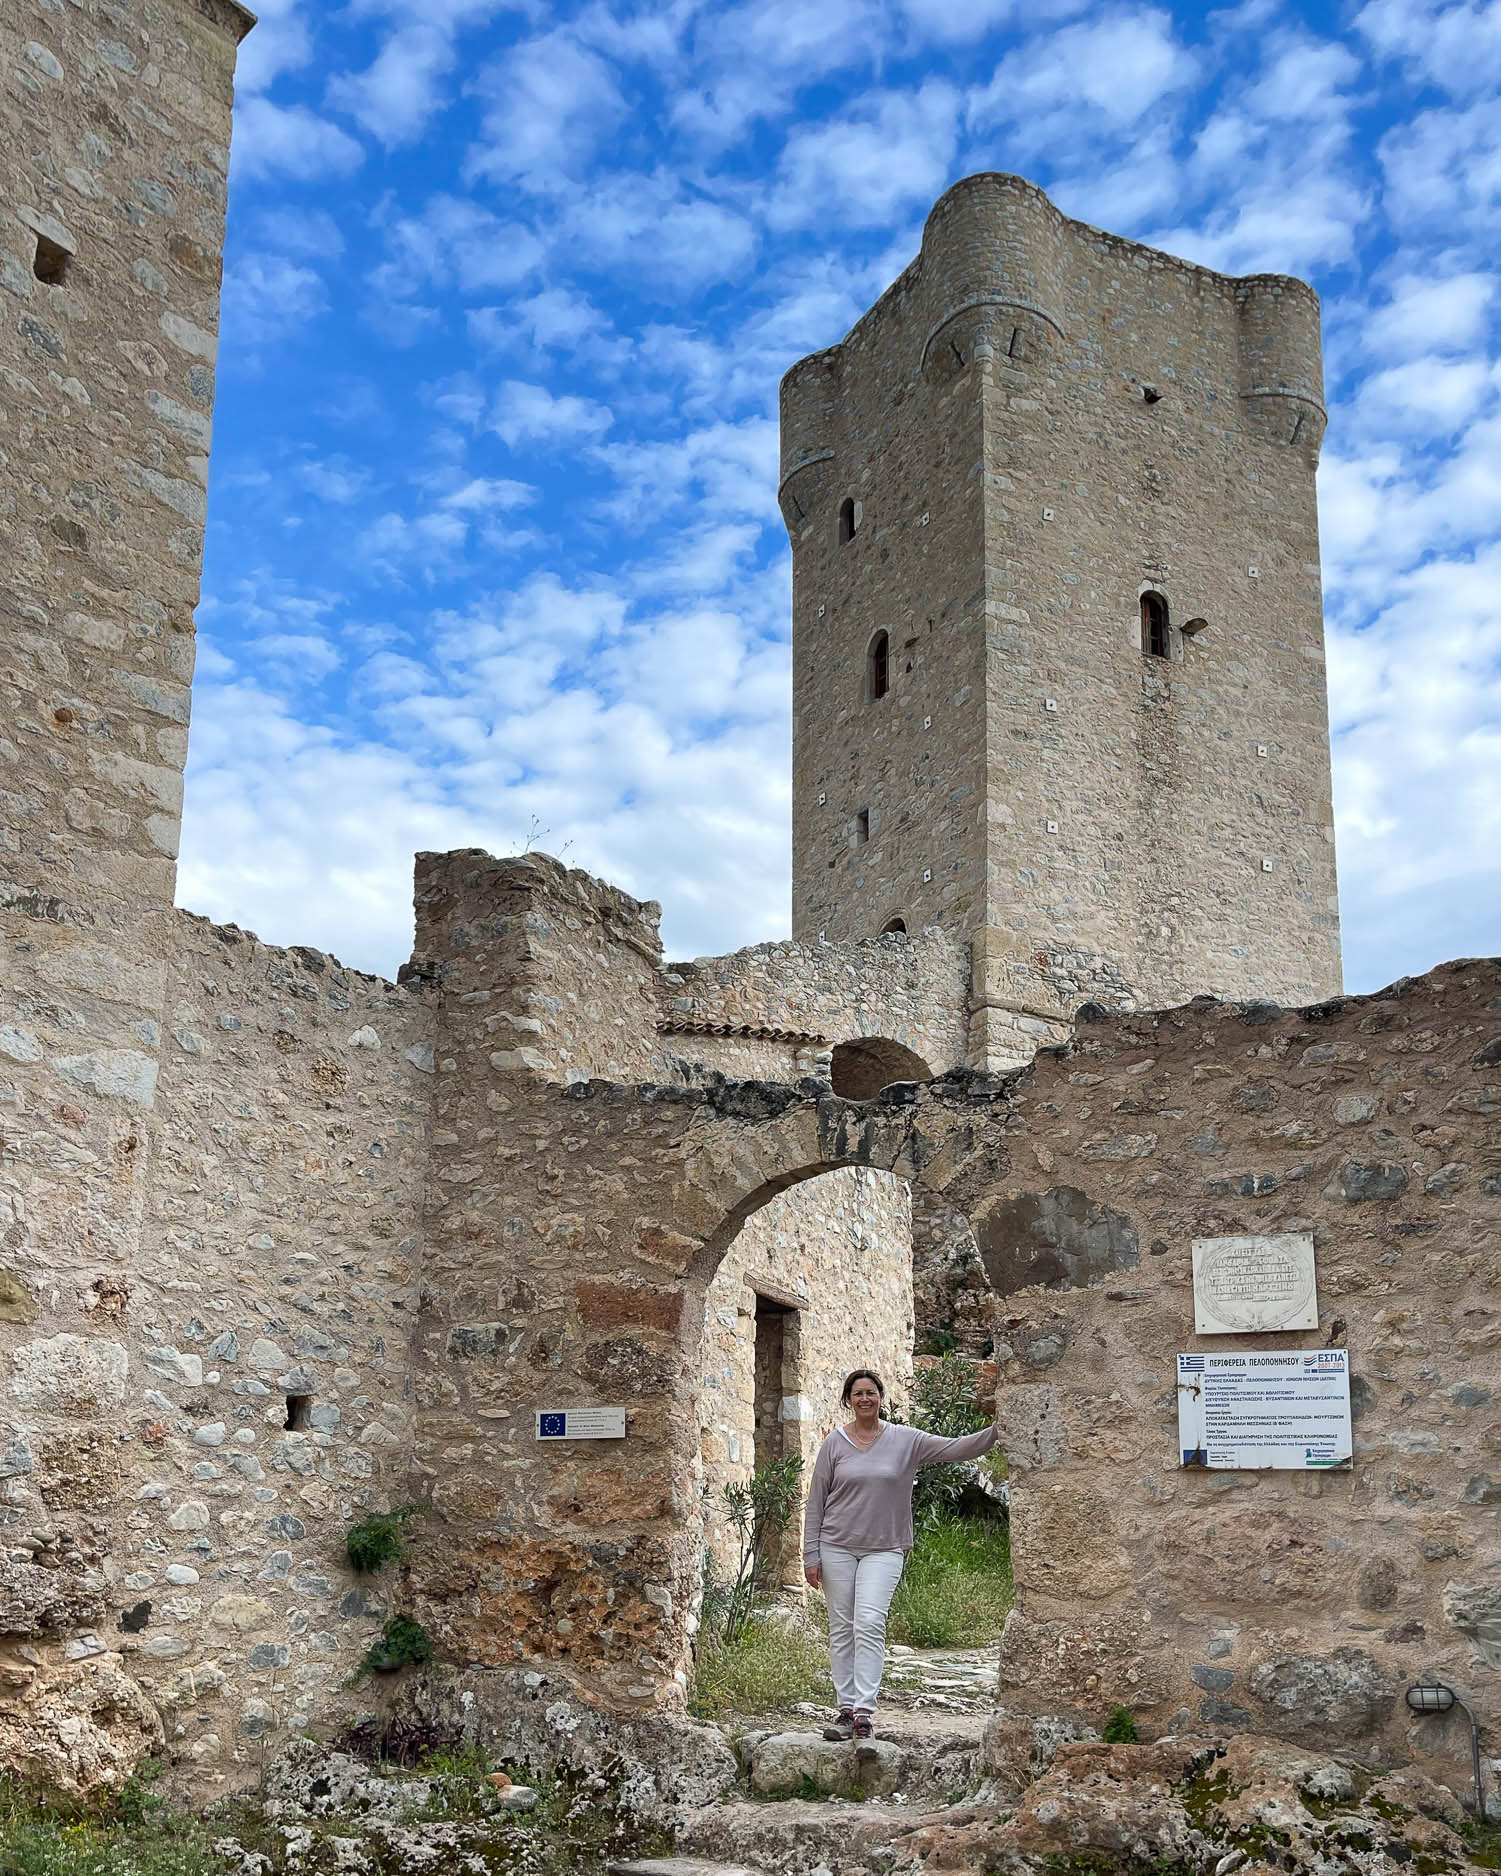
[695,1162,915,1586]
[414,1076,1043,1721]
[828,1036,932,1101]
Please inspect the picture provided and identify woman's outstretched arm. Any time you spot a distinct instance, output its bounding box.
[906,1419,1002,1468]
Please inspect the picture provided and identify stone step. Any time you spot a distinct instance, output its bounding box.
[733,1725,981,1805]
[679,1797,964,1876]
[608,1860,769,1876]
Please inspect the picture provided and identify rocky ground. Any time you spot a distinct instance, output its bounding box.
[7,1649,1495,1875]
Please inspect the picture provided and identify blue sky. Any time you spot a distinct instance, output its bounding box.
[181,0,1501,992]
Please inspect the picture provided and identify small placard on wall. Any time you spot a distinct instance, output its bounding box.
[536,1407,626,1441]
[1192,1233,1318,1335]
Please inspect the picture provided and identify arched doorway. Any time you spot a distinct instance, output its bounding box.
[696,1166,915,1584]
[828,1036,932,1101]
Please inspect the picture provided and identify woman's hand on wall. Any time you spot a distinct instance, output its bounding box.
[804,1562,822,1590]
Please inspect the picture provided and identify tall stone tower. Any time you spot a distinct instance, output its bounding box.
[782,173,1342,1066]
[1,0,252,1265]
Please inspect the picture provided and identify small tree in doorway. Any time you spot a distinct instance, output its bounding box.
[703,1454,803,1648]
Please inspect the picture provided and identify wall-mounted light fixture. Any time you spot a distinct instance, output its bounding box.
[1405,1681,1485,1818]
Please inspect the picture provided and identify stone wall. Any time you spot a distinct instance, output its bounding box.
[410,849,667,1086]
[661,925,970,1086]
[784,172,1342,1043]
[0,916,431,1785]
[403,952,1499,1811]
[698,1168,912,1579]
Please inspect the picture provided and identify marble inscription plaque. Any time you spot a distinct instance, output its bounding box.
[1191,1233,1318,1335]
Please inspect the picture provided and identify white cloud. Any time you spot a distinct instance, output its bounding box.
[594,417,781,533]
[232,0,312,95]
[297,458,370,504]
[671,0,889,144]
[1329,542,1501,988]
[1355,356,1494,437]
[1355,0,1501,98]
[768,82,960,232]
[1379,101,1501,235]
[1363,272,1496,356]
[369,195,545,301]
[469,287,613,354]
[179,559,796,976]
[491,380,613,448]
[232,98,365,182]
[219,253,329,347]
[970,10,1195,140]
[254,632,344,680]
[328,0,506,145]
[552,169,758,291]
[899,0,1059,46]
[468,31,627,187]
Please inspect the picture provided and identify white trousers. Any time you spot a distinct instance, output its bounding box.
[820,1546,905,1714]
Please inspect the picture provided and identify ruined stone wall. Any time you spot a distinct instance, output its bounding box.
[698,1168,912,1579]
[405,953,1498,1811]
[1,0,252,1292]
[0,915,431,1784]
[410,849,667,1085]
[662,926,970,1082]
[784,172,1342,1038]
[980,960,1499,1786]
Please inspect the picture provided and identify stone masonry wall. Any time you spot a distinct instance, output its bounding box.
[403,951,1498,1811]
[662,925,970,1083]
[410,849,667,1086]
[698,1168,912,1579]
[0,915,431,1787]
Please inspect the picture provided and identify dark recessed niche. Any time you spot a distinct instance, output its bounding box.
[33,234,71,286]
[284,1393,313,1431]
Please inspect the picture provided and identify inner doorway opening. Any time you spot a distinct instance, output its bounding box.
[753,1292,795,1470]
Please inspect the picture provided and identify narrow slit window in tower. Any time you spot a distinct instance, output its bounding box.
[855,807,870,845]
[838,497,857,545]
[1141,591,1170,659]
[868,631,889,700]
[284,1393,313,1431]
[33,234,71,285]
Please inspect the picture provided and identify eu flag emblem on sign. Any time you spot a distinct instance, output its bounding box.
[539,1413,566,1439]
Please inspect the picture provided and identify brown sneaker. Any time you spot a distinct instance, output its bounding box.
[822,1709,854,1741]
[853,1715,875,1745]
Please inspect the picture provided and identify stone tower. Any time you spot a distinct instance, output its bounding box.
[1,0,253,1274]
[782,173,1342,1066]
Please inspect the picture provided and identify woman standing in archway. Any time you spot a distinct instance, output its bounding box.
[803,1368,1000,1741]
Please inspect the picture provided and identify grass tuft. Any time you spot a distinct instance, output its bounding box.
[0,1772,229,1876]
[887,1510,1013,1650]
[345,1502,419,1575]
[354,1613,434,1680]
[688,1616,833,1719]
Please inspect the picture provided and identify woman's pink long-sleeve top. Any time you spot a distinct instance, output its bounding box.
[801,1419,1000,1565]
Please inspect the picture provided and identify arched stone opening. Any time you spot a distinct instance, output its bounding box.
[829,1036,932,1101]
[696,1166,914,1587]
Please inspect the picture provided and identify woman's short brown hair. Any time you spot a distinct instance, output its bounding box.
[840,1368,886,1407]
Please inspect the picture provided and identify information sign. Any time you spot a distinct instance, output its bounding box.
[1177,1349,1351,1469]
[535,1407,626,1441]
[1192,1233,1318,1335]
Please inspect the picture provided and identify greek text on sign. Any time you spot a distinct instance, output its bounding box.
[536,1407,626,1441]
[1192,1233,1318,1335]
[1177,1349,1351,1470]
